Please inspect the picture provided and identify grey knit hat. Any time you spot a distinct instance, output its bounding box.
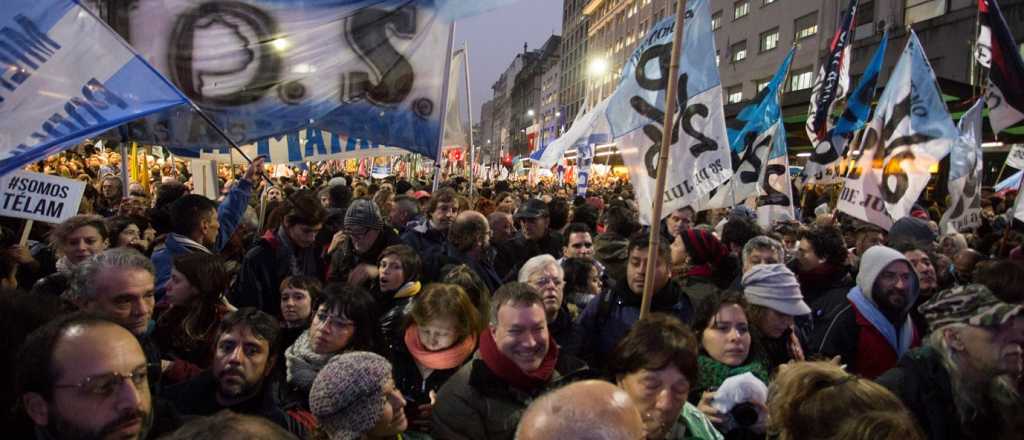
[344,198,383,231]
[741,264,811,316]
[310,351,393,440]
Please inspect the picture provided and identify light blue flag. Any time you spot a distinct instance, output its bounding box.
[940,98,984,233]
[532,96,612,168]
[728,47,795,153]
[756,119,796,228]
[120,0,518,161]
[0,0,188,176]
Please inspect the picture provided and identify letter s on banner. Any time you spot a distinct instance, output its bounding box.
[0,171,85,224]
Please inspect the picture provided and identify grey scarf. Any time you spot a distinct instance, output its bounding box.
[284,329,336,390]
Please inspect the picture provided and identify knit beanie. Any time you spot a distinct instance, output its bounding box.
[741,264,810,316]
[344,199,384,231]
[310,352,393,440]
[680,228,727,266]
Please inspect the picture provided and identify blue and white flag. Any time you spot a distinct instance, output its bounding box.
[756,120,796,229]
[576,142,594,195]
[802,31,888,182]
[608,0,732,224]
[838,31,957,227]
[119,0,509,160]
[940,98,984,233]
[729,47,794,154]
[168,128,411,164]
[532,96,612,168]
[0,0,188,176]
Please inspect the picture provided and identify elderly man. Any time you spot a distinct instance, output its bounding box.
[516,380,645,440]
[877,285,1024,440]
[431,283,589,440]
[810,245,922,379]
[741,235,785,274]
[520,254,580,353]
[15,314,166,439]
[436,210,502,292]
[487,211,516,246]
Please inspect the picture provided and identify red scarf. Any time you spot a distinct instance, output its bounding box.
[477,329,559,391]
[404,324,477,370]
[686,264,713,278]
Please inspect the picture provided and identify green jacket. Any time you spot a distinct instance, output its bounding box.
[665,402,725,440]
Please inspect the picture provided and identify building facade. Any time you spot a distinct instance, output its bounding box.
[560,0,591,123]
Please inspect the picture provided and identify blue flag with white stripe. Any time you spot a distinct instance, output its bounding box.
[0,0,188,176]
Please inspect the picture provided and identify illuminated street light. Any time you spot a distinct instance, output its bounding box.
[270,38,290,51]
[527,109,535,117]
[588,58,609,77]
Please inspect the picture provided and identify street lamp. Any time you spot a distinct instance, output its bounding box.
[526,109,535,118]
[588,57,609,77]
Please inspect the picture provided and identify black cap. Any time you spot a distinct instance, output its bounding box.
[514,199,550,219]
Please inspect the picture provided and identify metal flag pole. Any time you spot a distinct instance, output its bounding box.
[464,42,477,203]
[433,22,458,193]
[188,105,276,190]
[641,0,688,319]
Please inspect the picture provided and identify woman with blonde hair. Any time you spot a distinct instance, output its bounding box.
[768,361,922,440]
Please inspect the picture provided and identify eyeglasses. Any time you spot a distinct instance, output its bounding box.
[345,228,370,239]
[532,276,564,287]
[53,363,154,397]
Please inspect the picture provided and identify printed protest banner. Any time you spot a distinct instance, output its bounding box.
[169,128,412,164]
[0,0,188,176]
[977,0,1024,133]
[805,0,858,148]
[0,170,85,223]
[608,0,732,225]
[941,99,984,233]
[756,120,795,228]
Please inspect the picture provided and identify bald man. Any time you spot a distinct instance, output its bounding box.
[442,210,502,291]
[516,380,644,440]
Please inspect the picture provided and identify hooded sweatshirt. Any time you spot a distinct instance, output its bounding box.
[814,245,921,379]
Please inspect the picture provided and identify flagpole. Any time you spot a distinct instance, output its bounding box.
[641,0,688,319]
[433,23,458,193]
[464,43,478,204]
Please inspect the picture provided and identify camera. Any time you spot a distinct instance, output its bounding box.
[730,402,759,428]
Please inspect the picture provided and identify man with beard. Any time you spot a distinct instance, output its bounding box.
[575,232,693,371]
[878,285,1024,440]
[401,187,457,257]
[431,283,589,440]
[15,314,167,439]
[162,308,306,437]
[495,199,565,281]
[520,254,580,353]
[891,241,940,336]
[811,245,922,379]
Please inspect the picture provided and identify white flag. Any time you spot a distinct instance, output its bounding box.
[1006,144,1024,170]
[940,99,984,233]
[757,121,795,228]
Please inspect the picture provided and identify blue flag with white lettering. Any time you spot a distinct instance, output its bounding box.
[119,0,517,162]
[0,0,188,176]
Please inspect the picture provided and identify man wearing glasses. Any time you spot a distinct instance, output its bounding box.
[16,314,161,439]
[328,198,402,287]
[496,199,565,281]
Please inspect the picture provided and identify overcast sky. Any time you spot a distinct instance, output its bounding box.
[454,0,564,122]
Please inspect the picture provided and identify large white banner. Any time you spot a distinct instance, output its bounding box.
[608,0,732,225]
[940,99,984,233]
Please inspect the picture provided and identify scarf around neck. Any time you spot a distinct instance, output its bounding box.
[404,324,477,370]
[695,355,770,395]
[478,329,559,392]
[847,286,915,358]
[285,329,338,389]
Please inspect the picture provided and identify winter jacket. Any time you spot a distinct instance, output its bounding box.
[401,219,448,258]
[593,232,630,283]
[494,231,564,282]
[548,303,582,355]
[788,259,854,306]
[152,178,252,294]
[430,353,591,440]
[421,243,503,293]
[232,229,327,318]
[575,279,693,371]
[161,371,307,438]
[391,343,466,434]
[676,273,721,309]
[328,226,403,285]
[379,281,420,354]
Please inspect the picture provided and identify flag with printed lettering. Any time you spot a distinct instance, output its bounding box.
[940,99,984,233]
[757,120,796,228]
[532,96,612,168]
[977,0,1024,133]
[805,0,858,148]
[0,0,188,176]
[1006,144,1024,169]
[838,31,957,227]
[802,31,887,182]
[607,0,732,225]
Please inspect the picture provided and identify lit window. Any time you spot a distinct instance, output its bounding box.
[794,11,818,40]
[727,86,744,104]
[732,41,747,62]
[905,0,946,25]
[756,78,771,93]
[790,68,813,91]
[712,11,723,30]
[760,28,779,52]
[763,0,777,5]
[716,50,720,66]
[734,1,750,19]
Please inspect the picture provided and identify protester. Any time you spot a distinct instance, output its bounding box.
[33,214,108,296]
[811,245,922,379]
[388,195,421,235]
[789,225,852,304]
[235,190,328,317]
[676,228,731,305]
[375,244,422,352]
[561,256,603,311]
[495,199,565,280]
[740,236,785,275]
[440,210,503,292]
[769,361,922,440]
[160,411,299,440]
[309,351,413,440]
[487,211,516,245]
[741,264,810,371]
[577,232,693,371]
[877,284,1024,439]
[519,254,579,353]
[107,215,154,255]
[849,224,887,269]
[328,198,402,287]
[278,275,323,352]
[391,283,481,434]
[561,222,596,260]
[431,282,589,440]
[401,187,457,257]
[516,380,646,440]
[162,308,306,436]
[608,314,724,440]
[593,201,639,283]
[439,263,492,316]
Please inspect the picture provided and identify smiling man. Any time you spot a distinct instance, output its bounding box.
[431,283,589,440]
[162,308,307,437]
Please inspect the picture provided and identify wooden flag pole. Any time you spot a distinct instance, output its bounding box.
[641,0,688,319]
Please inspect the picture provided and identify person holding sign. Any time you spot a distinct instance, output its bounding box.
[31,215,109,298]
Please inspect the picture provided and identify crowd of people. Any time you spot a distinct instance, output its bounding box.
[1,148,1023,440]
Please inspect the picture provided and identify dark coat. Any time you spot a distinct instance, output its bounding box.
[232,231,327,318]
[400,220,448,258]
[161,370,307,438]
[548,304,582,355]
[494,231,564,281]
[328,226,403,285]
[390,342,466,434]
[430,352,591,440]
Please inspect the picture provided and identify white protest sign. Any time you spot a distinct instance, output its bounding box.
[0,170,85,223]
[1006,144,1024,170]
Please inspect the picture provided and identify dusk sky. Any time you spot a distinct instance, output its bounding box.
[454,0,564,122]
